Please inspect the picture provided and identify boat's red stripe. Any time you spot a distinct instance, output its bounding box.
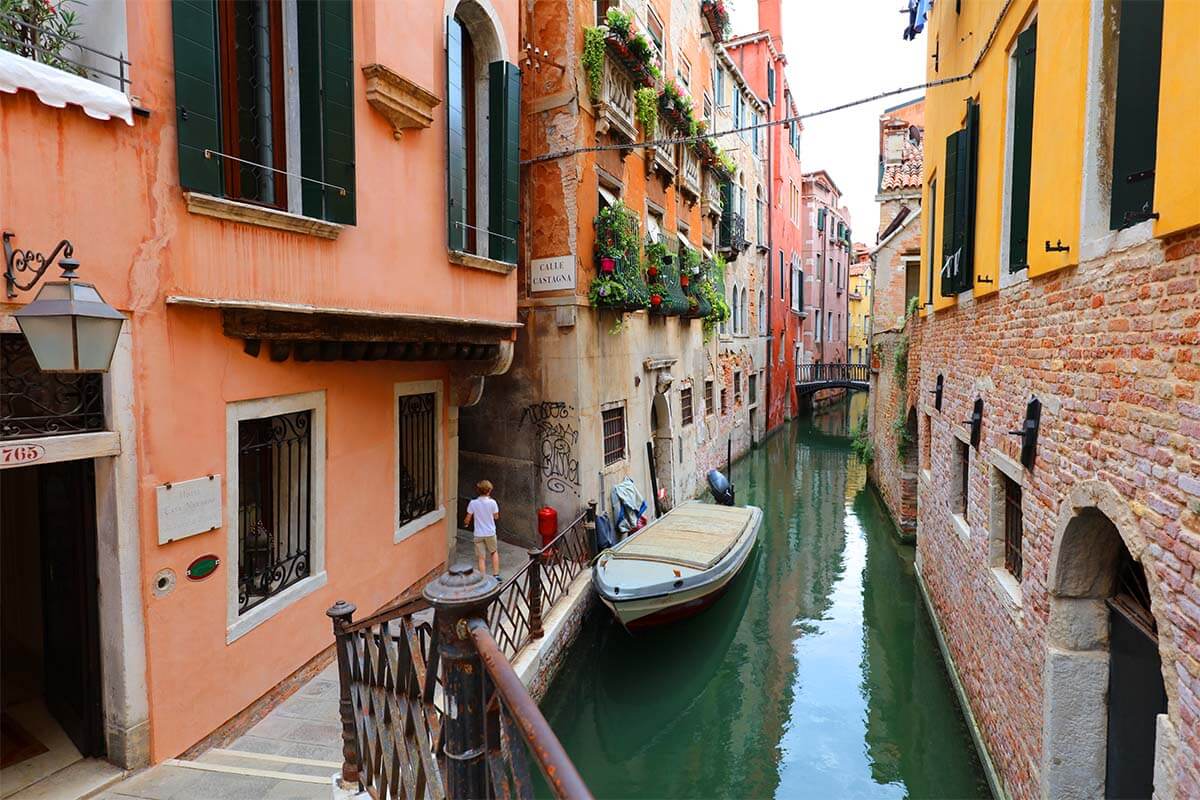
[624,583,731,631]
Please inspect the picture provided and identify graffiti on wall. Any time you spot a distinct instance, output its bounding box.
[521,402,579,494]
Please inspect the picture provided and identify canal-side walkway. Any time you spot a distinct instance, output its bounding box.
[100,532,529,800]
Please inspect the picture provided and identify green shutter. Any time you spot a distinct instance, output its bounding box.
[767,66,775,104]
[960,99,979,292]
[446,17,467,251]
[817,207,826,231]
[171,0,222,195]
[1110,0,1163,229]
[940,129,960,297]
[1008,23,1037,272]
[321,0,355,224]
[488,61,520,264]
[298,0,356,224]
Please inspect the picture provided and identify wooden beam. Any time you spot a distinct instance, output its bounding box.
[268,341,291,362]
[222,308,507,346]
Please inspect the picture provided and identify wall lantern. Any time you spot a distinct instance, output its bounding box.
[1008,396,1042,469]
[929,373,944,411]
[5,232,126,373]
[963,398,983,450]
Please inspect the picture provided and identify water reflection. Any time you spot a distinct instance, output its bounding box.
[538,397,989,799]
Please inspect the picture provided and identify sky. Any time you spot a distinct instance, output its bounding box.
[731,0,927,240]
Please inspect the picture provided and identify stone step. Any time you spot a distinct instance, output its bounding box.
[6,758,125,800]
[194,748,338,779]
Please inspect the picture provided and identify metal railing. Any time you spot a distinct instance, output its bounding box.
[719,211,749,254]
[489,506,596,660]
[0,11,131,93]
[328,508,596,799]
[795,363,870,386]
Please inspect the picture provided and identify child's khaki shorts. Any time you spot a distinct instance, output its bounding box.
[474,535,498,559]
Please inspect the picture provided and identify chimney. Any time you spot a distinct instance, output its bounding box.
[758,0,784,48]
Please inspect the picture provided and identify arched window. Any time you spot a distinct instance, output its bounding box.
[446,3,518,263]
[741,288,749,335]
[758,289,766,334]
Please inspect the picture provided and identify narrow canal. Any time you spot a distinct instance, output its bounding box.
[539,396,991,799]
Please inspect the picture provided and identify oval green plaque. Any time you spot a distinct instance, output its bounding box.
[186,555,220,581]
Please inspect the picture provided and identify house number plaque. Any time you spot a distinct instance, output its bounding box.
[157,474,222,545]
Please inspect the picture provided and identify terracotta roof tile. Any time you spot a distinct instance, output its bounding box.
[881,140,923,191]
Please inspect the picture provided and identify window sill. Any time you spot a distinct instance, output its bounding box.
[951,513,971,543]
[184,193,344,240]
[227,571,329,644]
[449,250,516,275]
[395,507,446,544]
[988,566,1024,613]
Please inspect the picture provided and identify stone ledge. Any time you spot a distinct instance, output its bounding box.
[951,513,972,543]
[361,63,440,140]
[448,249,516,275]
[184,193,343,240]
[988,566,1025,617]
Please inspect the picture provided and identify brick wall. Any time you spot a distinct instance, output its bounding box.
[868,330,916,540]
[909,230,1200,799]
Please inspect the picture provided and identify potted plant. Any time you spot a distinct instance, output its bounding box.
[700,0,731,42]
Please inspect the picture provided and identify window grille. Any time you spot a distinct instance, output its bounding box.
[680,386,694,427]
[1,334,105,440]
[397,392,437,527]
[238,410,312,615]
[720,387,728,413]
[602,406,626,466]
[704,380,714,416]
[1003,475,1023,580]
[958,440,970,515]
[749,373,757,405]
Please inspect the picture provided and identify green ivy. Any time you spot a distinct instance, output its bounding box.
[582,27,606,99]
[851,412,874,465]
[635,86,658,136]
[893,413,914,460]
[699,256,731,340]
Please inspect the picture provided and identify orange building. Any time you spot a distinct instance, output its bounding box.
[0,0,519,782]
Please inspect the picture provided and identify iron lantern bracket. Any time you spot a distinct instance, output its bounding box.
[3,231,74,299]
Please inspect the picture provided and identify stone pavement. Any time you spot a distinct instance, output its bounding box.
[101,531,527,800]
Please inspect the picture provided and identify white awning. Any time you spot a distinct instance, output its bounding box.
[0,49,133,125]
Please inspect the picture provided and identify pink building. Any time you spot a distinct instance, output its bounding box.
[0,0,519,782]
[724,0,807,431]
[800,170,851,375]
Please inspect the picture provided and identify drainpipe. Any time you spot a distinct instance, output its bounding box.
[764,64,774,431]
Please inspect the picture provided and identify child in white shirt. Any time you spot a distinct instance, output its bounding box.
[465,480,500,578]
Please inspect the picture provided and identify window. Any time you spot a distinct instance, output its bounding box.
[172,0,356,223]
[395,383,442,539]
[1002,474,1023,580]
[926,177,937,304]
[749,373,757,405]
[767,65,776,104]
[1,334,104,439]
[677,51,690,88]
[957,439,970,516]
[941,99,979,296]
[720,387,728,413]
[602,405,626,465]
[1004,21,1037,272]
[905,259,921,306]
[595,0,617,24]
[758,290,766,334]
[680,386,694,427]
[815,310,822,342]
[703,94,713,126]
[714,66,726,107]
[741,288,749,335]
[778,250,785,299]
[1109,0,1163,229]
[734,372,742,403]
[704,379,714,415]
[756,187,765,243]
[447,10,521,263]
[733,90,743,130]
[751,110,759,154]
[646,6,664,57]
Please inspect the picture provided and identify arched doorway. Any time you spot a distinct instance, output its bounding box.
[1043,485,1172,799]
[650,390,674,513]
[899,406,918,536]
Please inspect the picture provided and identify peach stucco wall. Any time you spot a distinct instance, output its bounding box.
[0,0,520,761]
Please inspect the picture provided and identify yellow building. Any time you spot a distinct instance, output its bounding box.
[911,1,1200,799]
[847,257,871,365]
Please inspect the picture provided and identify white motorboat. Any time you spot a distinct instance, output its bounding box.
[592,500,762,631]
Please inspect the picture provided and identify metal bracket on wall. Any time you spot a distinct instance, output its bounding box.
[3,231,74,299]
[1044,240,1070,253]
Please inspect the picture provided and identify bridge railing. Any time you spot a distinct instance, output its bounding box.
[796,362,870,385]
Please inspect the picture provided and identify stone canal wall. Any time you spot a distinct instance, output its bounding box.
[908,230,1200,800]
[868,328,917,541]
[513,572,597,703]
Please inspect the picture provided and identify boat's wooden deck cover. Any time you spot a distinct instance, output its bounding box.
[610,502,756,570]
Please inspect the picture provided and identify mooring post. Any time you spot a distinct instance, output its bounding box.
[528,548,545,639]
[424,564,500,799]
[326,600,359,788]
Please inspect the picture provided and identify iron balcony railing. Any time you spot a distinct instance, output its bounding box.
[0,11,131,93]
[718,211,749,254]
[328,508,597,800]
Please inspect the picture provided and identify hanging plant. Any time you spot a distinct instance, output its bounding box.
[634,86,658,136]
[698,256,731,340]
[716,150,737,179]
[605,7,633,39]
[589,201,649,314]
[582,26,607,99]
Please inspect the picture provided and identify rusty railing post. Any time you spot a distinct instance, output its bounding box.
[424,564,500,799]
[585,502,598,561]
[326,600,359,789]
[528,549,545,640]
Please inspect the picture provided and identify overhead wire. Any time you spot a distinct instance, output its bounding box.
[519,0,1018,168]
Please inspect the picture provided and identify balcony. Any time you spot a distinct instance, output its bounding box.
[703,170,723,219]
[595,56,637,143]
[647,116,676,181]
[680,145,702,201]
[718,211,749,258]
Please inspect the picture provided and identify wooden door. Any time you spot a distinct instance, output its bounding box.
[1105,604,1166,799]
[39,459,105,758]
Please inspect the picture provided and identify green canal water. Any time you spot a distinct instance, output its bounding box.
[539,397,991,799]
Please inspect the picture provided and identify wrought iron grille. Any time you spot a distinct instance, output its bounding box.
[601,407,625,466]
[680,386,694,427]
[1004,475,1023,580]
[749,373,757,405]
[398,392,437,527]
[0,333,104,440]
[1109,546,1156,638]
[238,410,312,615]
[958,440,971,516]
[704,380,714,416]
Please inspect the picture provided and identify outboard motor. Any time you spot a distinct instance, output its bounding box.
[707,469,736,506]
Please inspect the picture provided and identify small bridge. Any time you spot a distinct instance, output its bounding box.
[795,363,870,397]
